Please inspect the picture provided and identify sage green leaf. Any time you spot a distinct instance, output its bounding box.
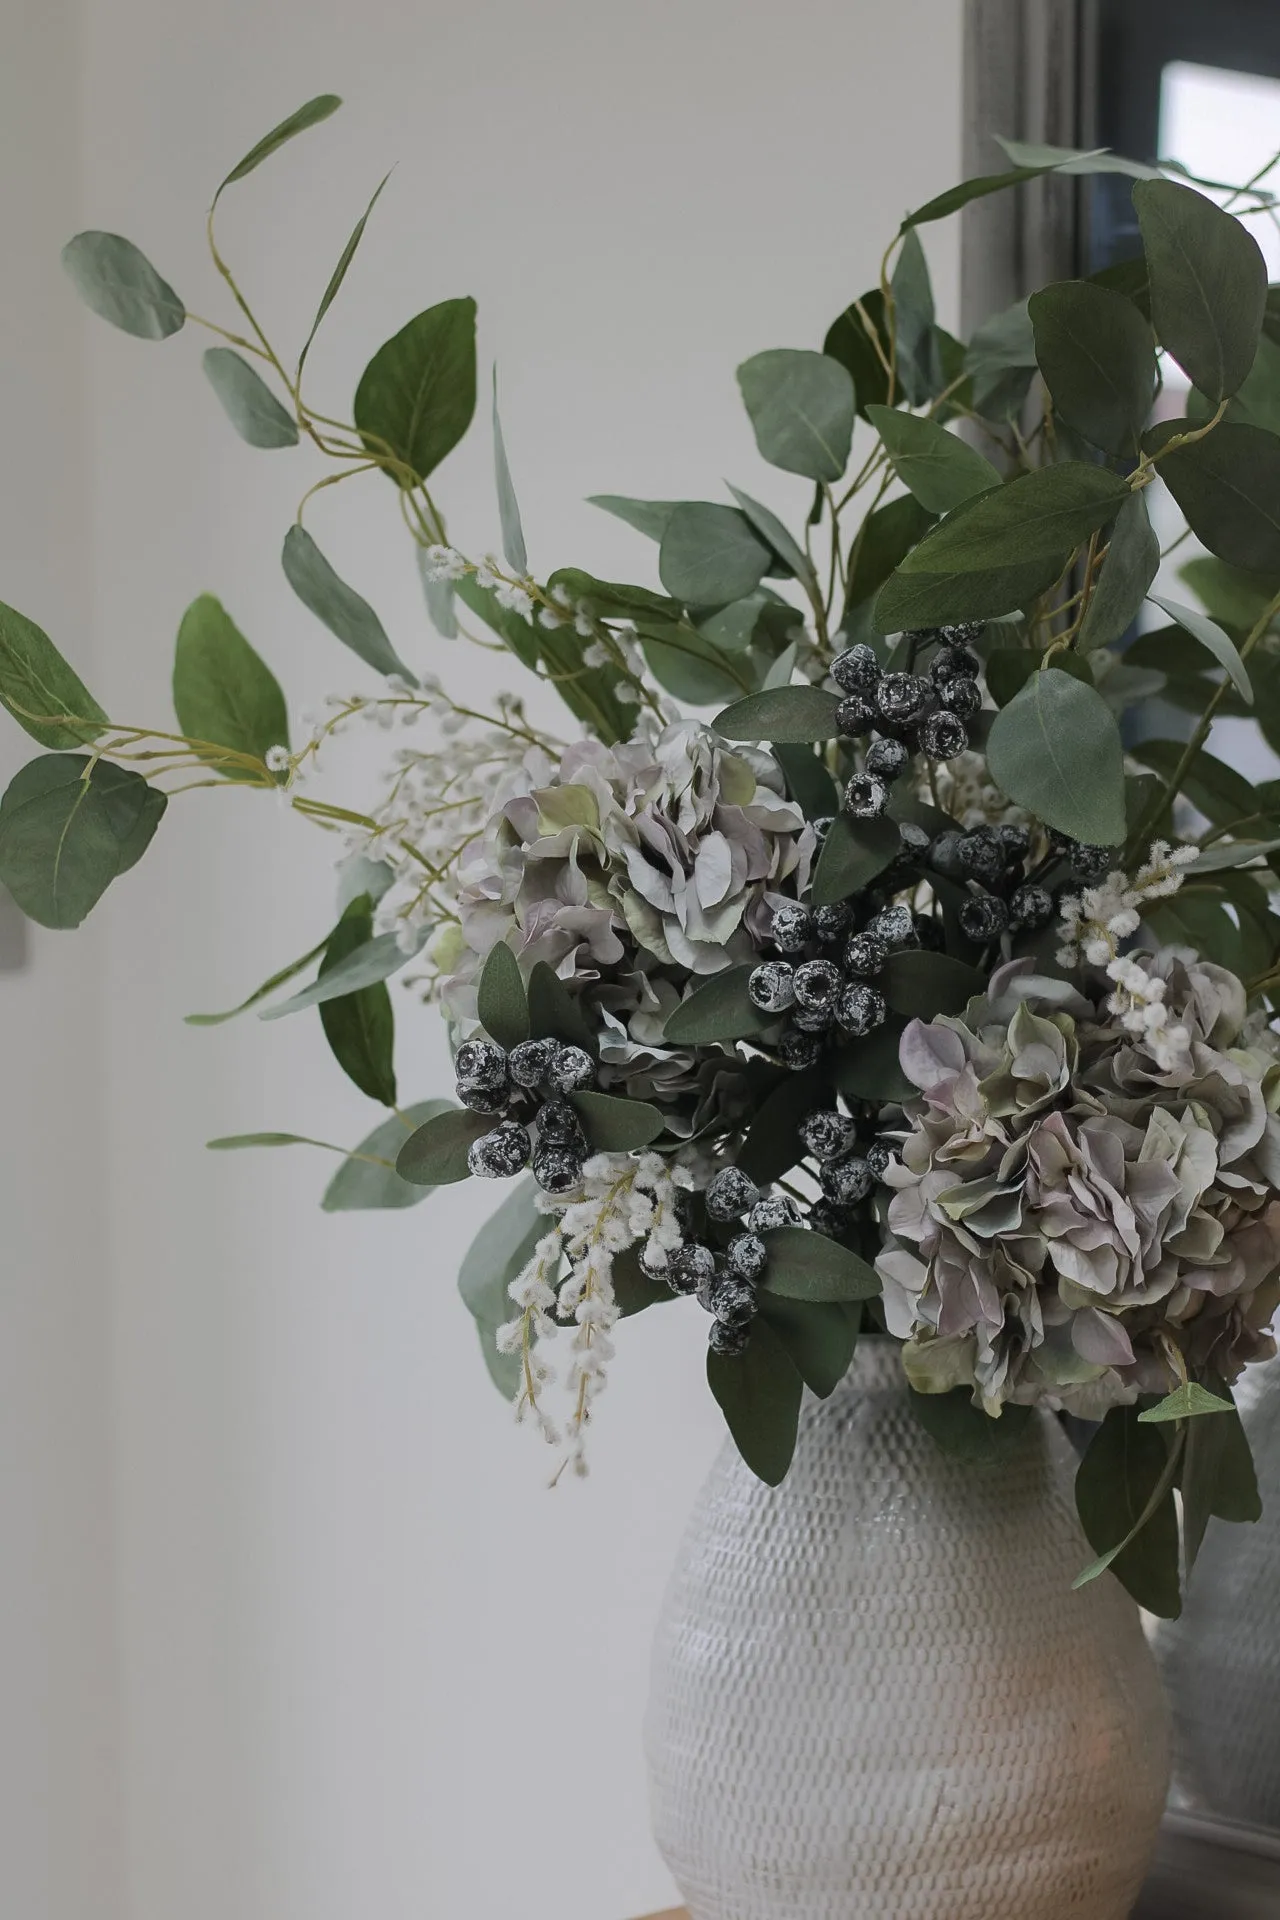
[185,938,328,1025]
[545,568,679,626]
[663,965,776,1045]
[208,1132,347,1151]
[217,93,342,192]
[322,1100,453,1212]
[458,578,632,745]
[526,960,596,1052]
[904,150,1178,232]
[811,813,900,905]
[1130,738,1257,831]
[833,1019,914,1102]
[707,1317,803,1486]
[281,525,409,680]
[842,493,934,619]
[964,298,1038,421]
[612,1244,677,1320]
[395,1106,490,1186]
[1149,593,1252,701]
[1152,421,1280,574]
[1078,491,1159,653]
[60,231,184,339]
[354,296,478,485]
[1180,554,1280,632]
[569,1090,665,1151]
[298,171,390,369]
[737,1066,830,1187]
[873,553,1066,632]
[0,601,106,749]
[760,1226,881,1303]
[659,502,771,606]
[641,624,746,707]
[335,853,394,912]
[1028,280,1156,455]
[258,931,414,1019]
[416,549,457,638]
[883,951,983,1017]
[1138,1381,1234,1423]
[1134,177,1267,400]
[0,754,165,929]
[491,367,527,574]
[1216,331,1280,436]
[757,1297,860,1399]
[1075,1405,1182,1617]
[318,896,397,1107]
[1189,837,1280,873]
[823,289,888,418]
[909,1387,1033,1463]
[173,594,288,778]
[898,464,1128,574]
[713,685,841,743]
[986,669,1127,844]
[1180,1392,1260,1569]
[993,136,1161,180]
[736,348,854,482]
[458,1178,545,1396]
[865,406,1000,515]
[201,348,298,448]
[773,743,837,820]
[725,485,815,587]
[891,228,940,404]
[587,495,681,542]
[477,941,529,1049]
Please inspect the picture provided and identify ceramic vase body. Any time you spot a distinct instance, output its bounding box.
[645,1341,1170,1920]
[1159,1361,1280,1827]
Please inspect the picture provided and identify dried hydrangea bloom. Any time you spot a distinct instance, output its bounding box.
[876,954,1280,1418]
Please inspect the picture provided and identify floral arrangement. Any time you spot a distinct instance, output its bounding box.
[4,94,1280,1615]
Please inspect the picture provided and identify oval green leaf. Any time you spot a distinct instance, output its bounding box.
[659,502,771,606]
[986,668,1127,844]
[317,897,397,1107]
[882,951,983,1018]
[663,965,777,1045]
[736,347,855,482]
[1028,279,1156,455]
[760,1225,881,1303]
[60,231,184,339]
[1152,421,1280,575]
[899,463,1129,574]
[281,525,409,680]
[866,405,1000,515]
[706,1317,803,1486]
[322,1100,454,1212]
[218,93,342,192]
[1077,491,1159,653]
[0,754,165,929]
[458,1178,546,1397]
[713,685,841,743]
[1149,592,1252,701]
[354,296,478,486]
[725,484,815,586]
[0,600,106,749]
[1134,177,1267,400]
[202,348,298,449]
[477,940,530,1049]
[568,1089,665,1151]
[173,594,288,778]
[811,813,900,905]
[396,1106,491,1186]
[757,1296,860,1400]
[526,960,597,1052]
[258,930,414,1020]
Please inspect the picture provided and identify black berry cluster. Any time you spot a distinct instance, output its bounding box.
[929,821,1115,949]
[830,625,983,823]
[455,1035,598,1192]
[651,1166,803,1357]
[749,895,925,1069]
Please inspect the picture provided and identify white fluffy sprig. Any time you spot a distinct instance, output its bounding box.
[1057,840,1198,969]
[1104,953,1192,1071]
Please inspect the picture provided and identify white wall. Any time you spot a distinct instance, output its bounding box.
[9,4,961,1917]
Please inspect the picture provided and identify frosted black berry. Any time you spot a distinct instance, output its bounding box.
[1071,843,1114,883]
[865,736,909,780]
[457,1080,511,1114]
[813,902,854,944]
[865,1139,894,1179]
[930,830,966,878]
[781,1028,824,1070]
[749,1194,798,1234]
[748,960,795,1013]
[836,692,877,736]
[918,710,968,760]
[808,1199,850,1239]
[894,822,931,871]
[468,1119,531,1179]
[455,1038,508,1092]
[937,675,981,717]
[532,1143,585,1194]
[868,903,916,949]
[844,771,889,819]
[799,1110,858,1161]
[792,1003,836,1033]
[931,642,981,683]
[832,643,881,693]
[957,830,1004,887]
[770,901,814,954]
[942,622,984,647]
[548,1043,596,1092]
[1010,883,1054,931]
[843,930,887,977]
[836,982,887,1036]
[876,672,933,731]
[706,1165,760,1222]
[668,1241,717,1296]
[712,1274,760,1329]
[508,1037,558,1088]
[793,957,842,1012]
[811,815,835,844]
[997,823,1031,862]
[708,1318,751,1357]
[726,1233,768,1283]
[959,893,1009,942]
[821,1156,874,1205]
[538,1096,586,1145]
[914,912,946,951]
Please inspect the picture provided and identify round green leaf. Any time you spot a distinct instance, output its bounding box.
[737,348,855,482]
[202,348,298,449]
[322,1100,454,1211]
[1029,280,1156,455]
[1152,421,1280,575]
[866,405,1000,515]
[354,297,478,486]
[0,600,106,749]
[396,1106,491,1186]
[61,231,184,339]
[760,1226,881,1303]
[568,1089,665,1151]
[0,754,165,929]
[477,941,530,1049]
[281,525,409,680]
[663,965,776,1045]
[659,503,771,606]
[823,290,889,419]
[811,813,900,905]
[986,668,1127,845]
[713,685,841,743]
[757,1297,860,1400]
[725,485,815,586]
[1134,177,1267,400]
[526,961,597,1052]
[706,1317,803,1486]
[172,594,288,778]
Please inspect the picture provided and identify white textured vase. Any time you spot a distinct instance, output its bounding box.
[1159,1360,1280,1827]
[646,1340,1170,1920]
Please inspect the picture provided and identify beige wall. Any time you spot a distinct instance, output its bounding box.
[5,3,962,1915]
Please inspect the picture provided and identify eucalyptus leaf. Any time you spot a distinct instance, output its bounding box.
[1152,421,1280,575]
[833,1019,915,1102]
[877,555,1069,636]
[318,896,397,1107]
[641,624,746,707]
[843,493,935,621]
[898,464,1128,575]
[659,503,771,607]
[713,685,841,744]
[725,485,815,587]
[612,1244,678,1320]
[354,297,477,485]
[0,601,106,749]
[993,136,1161,180]
[491,367,528,574]
[416,548,458,638]
[904,151,1171,232]
[322,1101,453,1212]
[458,1178,545,1396]
[865,406,1000,515]
[282,525,409,680]
[1075,1405,1182,1617]
[60,231,185,339]
[586,495,681,542]
[663,965,776,1045]
[258,931,415,1018]
[1180,555,1280,633]
[891,226,940,403]
[1078,492,1159,653]
[1189,838,1280,872]
[0,754,166,929]
[217,93,342,193]
[526,960,597,1052]
[545,568,679,627]
[299,172,390,369]
[1137,1381,1234,1423]
[185,939,329,1025]
[707,1317,803,1486]
[736,348,854,482]
[811,813,900,904]
[773,743,837,820]
[1149,593,1252,701]
[986,669,1127,845]
[201,348,298,448]
[1028,280,1156,455]
[909,1387,1033,1463]
[569,1090,665,1151]
[1181,1393,1261,1568]
[822,289,888,418]
[737,1067,830,1187]
[1134,178,1267,400]
[1130,738,1257,831]
[882,951,982,1017]
[395,1106,491,1186]
[476,941,530,1049]
[964,298,1038,420]
[759,1226,881,1303]
[985,646,1090,708]
[757,1296,860,1399]
[172,594,288,778]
